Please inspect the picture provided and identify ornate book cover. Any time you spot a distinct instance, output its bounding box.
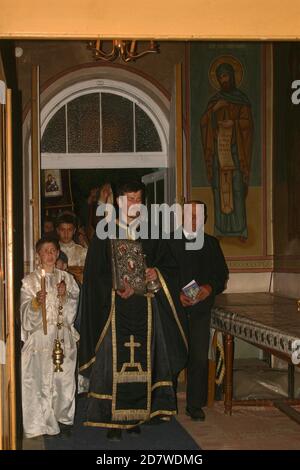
[110,239,147,296]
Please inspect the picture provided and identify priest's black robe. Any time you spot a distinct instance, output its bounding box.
[78,234,188,429]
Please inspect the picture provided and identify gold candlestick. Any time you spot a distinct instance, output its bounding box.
[41,269,47,335]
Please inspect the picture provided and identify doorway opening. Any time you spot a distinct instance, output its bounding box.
[24,65,173,270]
[41,167,166,240]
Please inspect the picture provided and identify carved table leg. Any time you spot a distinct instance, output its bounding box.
[207,330,218,407]
[224,333,234,415]
[288,363,295,399]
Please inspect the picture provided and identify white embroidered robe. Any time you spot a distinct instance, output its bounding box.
[21,268,79,438]
[59,241,87,267]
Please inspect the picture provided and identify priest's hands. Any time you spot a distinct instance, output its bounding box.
[116,269,158,299]
[180,284,212,307]
[192,284,212,304]
[117,281,134,299]
[145,268,158,282]
[180,292,195,307]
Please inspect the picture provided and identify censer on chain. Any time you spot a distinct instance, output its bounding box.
[53,338,64,372]
[143,254,161,294]
[52,278,65,372]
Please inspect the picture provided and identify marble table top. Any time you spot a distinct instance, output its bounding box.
[211,293,300,356]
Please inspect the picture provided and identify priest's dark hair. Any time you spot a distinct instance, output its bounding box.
[115,179,146,202]
[55,211,78,229]
[35,235,60,253]
[186,200,208,224]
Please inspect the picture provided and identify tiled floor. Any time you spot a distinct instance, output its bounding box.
[176,393,300,450]
[23,435,44,450]
[23,395,300,450]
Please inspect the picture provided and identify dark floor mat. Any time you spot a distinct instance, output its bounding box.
[44,397,200,450]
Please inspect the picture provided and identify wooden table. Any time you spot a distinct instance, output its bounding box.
[209,293,300,423]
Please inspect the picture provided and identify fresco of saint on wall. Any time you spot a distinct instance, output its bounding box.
[190,43,262,248]
[200,55,253,240]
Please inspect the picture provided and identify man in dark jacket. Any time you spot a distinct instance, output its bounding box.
[169,200,229,421]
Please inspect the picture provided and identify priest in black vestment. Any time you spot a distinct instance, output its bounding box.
[78,180,188,440]
[168,200,229,422]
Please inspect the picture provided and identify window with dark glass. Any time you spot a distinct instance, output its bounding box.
[135,105,162,152]
[102,93,134,152]
[67,93,100,153]
[41,92,163,154]
[41,106,66,153]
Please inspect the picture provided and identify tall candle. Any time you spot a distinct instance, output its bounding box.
[41,269,47,335]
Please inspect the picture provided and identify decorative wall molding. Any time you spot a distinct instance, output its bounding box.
[227,258,273,272]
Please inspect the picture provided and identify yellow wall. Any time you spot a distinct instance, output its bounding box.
[16,41,185,111]
[1,0,300,39]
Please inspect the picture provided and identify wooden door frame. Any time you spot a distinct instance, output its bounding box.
[1,1,300,40]
[0,78,17,450]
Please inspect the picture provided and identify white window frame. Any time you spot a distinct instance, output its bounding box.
[41,79,169,169]
[142,169,167,205]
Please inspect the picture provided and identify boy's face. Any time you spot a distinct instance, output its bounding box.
[56,259,67,271]
[38,243,59,268]
[57,223,75,244]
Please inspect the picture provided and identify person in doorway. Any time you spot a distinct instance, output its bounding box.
[20,236,79,438]
[56,250,68,271]
[86,182,114,241]
[74,225,89,249]
[42,216,57,238]
[56,212,87,284]
[168,200,229,421]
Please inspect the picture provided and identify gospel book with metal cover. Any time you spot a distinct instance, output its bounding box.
[110,239,147,295]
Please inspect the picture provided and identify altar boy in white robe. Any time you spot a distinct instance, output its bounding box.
[21,236,80,438]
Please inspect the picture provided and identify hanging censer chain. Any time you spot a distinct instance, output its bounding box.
[52,279,65,372]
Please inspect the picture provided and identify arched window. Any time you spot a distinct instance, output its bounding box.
[41,83,168,169]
